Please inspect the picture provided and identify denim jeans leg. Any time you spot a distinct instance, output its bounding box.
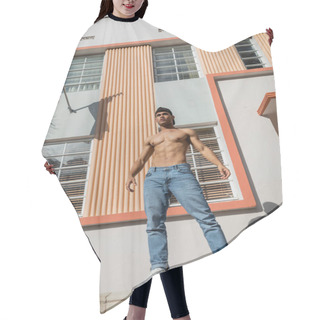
[144,171,171,270]
[169,167,228,253]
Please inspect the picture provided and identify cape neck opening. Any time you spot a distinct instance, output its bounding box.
[108,12,140,22]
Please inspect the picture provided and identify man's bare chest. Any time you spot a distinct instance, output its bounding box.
[150,130,189,148]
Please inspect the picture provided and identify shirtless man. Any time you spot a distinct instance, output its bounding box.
[125,107,231,274]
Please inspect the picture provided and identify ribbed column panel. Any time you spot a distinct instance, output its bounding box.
[196,46,246,74]
[253,33,272,65]
[83,45,156,217]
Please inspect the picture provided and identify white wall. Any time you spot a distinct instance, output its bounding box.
[216,73,282,237]
[154,77,219,124]
[43,89,100,140]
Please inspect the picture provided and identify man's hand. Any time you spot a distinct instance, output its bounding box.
[126,176,137,192]
[44,161,56,175]
[218,164,231,180]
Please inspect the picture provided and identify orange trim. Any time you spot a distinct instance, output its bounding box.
[206,71,258,211]
[80,198,253,226]
[77,37,180,51]
[80,211,147,226]
[208,67,273,78]
[257,92,276,115]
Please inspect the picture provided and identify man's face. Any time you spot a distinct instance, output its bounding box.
[155,111,174,126]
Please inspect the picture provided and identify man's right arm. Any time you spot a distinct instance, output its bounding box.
[126,137,154,192]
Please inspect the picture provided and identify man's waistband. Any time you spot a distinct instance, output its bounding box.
[148,163,190,172]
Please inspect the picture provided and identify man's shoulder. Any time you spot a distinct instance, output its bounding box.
[144,133,157,144]
[179,128,196,136]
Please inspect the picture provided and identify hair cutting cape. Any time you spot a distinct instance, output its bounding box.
[42,13,282,314]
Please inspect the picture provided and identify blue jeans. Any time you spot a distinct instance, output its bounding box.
[144,163,228,270]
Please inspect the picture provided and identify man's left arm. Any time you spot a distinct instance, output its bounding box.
[187,129,231,180]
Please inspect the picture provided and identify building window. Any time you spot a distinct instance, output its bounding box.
[235,37,267,69]
[152,45,200,82]
[42,139,93,216]
[169,125,237,206]
[64,54,104,92]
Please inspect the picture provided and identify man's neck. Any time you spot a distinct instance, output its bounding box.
[159,125,175,132]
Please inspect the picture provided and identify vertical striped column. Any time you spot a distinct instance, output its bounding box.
[196,45,246,74]
[196,32,272,74]
[83,45,157,218]
[253,32,272,65]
